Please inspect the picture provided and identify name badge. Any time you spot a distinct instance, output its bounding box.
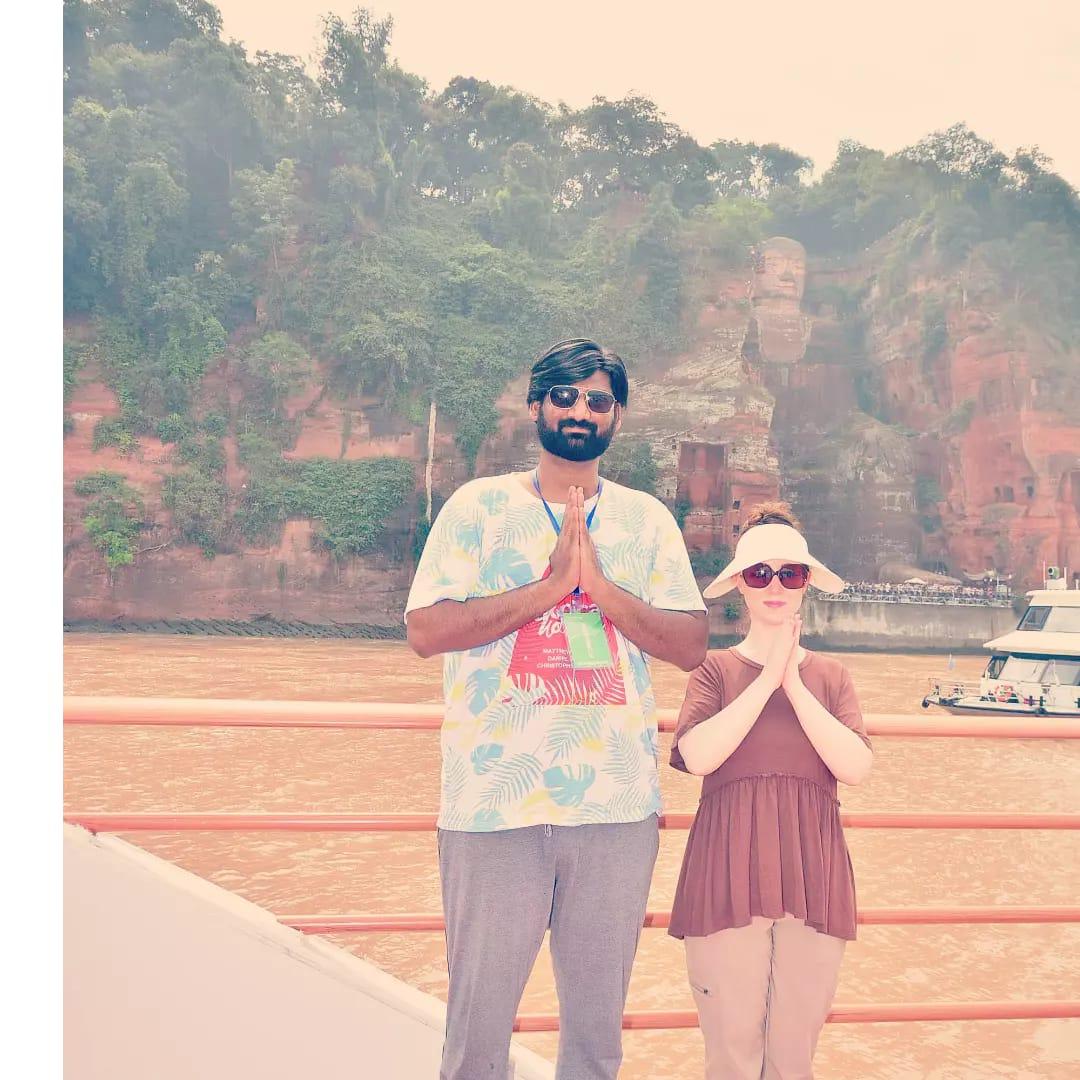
[562,611,614,670]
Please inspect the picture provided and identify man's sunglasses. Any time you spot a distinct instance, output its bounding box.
[546,385,618,414]
[741,563,810,590]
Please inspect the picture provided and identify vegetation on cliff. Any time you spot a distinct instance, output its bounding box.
[73,471,146,570]
[64,1,1080,574]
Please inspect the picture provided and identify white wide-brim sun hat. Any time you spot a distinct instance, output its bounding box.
[702,523,845,599]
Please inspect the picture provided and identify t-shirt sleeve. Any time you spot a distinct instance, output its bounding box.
[404,487,481,621]
[648,502,707,612]
[832,665,872,750]
[669,657,726,773]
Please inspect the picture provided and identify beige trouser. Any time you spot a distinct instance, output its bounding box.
[684,916,846,1080]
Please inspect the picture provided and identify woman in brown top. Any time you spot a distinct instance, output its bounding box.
[669,502,872,1079]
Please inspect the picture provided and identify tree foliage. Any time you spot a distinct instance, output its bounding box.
[602,438,658,495]
[74,470,145,570]
[64,3,1080,562]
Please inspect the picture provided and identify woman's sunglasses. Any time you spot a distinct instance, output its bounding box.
[547,385,617,414]
[741,563,810,590]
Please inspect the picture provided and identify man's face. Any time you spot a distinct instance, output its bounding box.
[530,371,622,462]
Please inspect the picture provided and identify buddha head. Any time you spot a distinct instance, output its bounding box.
[753,237,807,303]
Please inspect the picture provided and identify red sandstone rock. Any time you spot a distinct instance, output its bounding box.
[62,231,1080,618]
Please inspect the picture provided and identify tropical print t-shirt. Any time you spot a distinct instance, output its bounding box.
[405,472,705,832]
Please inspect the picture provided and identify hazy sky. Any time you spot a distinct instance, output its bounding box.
[214,0,1080,187]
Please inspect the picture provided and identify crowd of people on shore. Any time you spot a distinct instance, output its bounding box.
[832,581,1011,606]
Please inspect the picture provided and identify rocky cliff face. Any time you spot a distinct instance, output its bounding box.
[63,234,1080,623]
[870,295,1080,588]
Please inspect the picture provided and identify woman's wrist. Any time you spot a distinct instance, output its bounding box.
[785,676,811,703]
[758,669,783,694]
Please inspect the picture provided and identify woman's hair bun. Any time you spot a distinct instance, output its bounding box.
[743,500,801,531]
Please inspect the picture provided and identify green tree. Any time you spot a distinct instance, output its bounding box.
[148,274,227,402]
[75,471,146,570]
[334,309,431,397]
[163,36,262,197]
[97,0,222,53]
[901,123,1008,183]
[709,140,811,199]
[251,50,319,160]
[163,468,228,551]
[558,93,681,202]
[231,158,300,277]
[488,143,554,253]
[64,0,98,105]
[631,184,683,344]
[103,159,189,313]
[602,438,658,494]
[241,332,313,406]
[428,77,552,202]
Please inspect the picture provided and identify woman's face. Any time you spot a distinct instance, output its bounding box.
[735,559,811,626]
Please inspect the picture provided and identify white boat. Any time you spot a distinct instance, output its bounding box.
[923,573,1080,718]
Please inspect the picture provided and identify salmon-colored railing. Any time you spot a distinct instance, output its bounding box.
[63,695,1080,738]
[64,696,1080,1028]
[513,1001,1080,1029]
[64,810,1080,832]
[279,906,1080,934]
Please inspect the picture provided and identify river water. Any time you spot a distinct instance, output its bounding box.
[64,636,1080,1079]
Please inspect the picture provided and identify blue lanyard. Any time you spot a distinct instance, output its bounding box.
[532,471,602,535]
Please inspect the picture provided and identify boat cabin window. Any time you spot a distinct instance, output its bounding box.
[1044,659,1080,686]
[998,656,1048,683]
[1019,605,1080,633]
[985,656,1007,679]
[1044,608,1080,633]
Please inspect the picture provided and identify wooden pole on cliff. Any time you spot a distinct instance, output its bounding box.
[425,401,437,523]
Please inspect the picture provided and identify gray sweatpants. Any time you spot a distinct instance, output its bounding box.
[437,816,660,1080]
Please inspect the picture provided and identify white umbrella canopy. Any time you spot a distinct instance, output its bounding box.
[877,560,962,585]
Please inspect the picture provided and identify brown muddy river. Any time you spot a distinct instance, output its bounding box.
[64,636,1080,1079]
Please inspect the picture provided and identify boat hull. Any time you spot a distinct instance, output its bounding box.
[922,697,1080,719]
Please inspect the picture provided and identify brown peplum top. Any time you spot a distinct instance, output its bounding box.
[668,648,871,941]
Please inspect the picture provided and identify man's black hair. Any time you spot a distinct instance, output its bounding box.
[526,338,629,408]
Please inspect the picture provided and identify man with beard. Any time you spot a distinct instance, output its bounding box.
[406,339,707,1080]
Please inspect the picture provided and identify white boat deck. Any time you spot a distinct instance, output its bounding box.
[64,824,554,1080]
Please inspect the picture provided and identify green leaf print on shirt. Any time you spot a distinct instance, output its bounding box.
[628,649,651,697]
[639,727,659,760]
[479,547,535,590]
[470,743,504,774]
[571,788,654,825]
[469,809,507,830]
[481,753,543,809]
[478,488,510,516]
[612,499,648,543]
[423,504,475,567]
[543,707,604,760]
[466,667,502,713]
[543,765,597,807]
[442,749,469,803]
[657,552,703,607]
[601,538,650,588]
[481,674,547,737]
[452,515,480,554]
[602,729,642,788]
[492,503,548,549]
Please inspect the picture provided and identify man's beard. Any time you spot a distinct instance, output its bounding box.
[536,411,615,462]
